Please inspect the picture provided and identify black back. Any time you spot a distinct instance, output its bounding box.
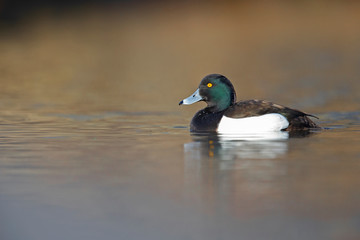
[224,99,319,130]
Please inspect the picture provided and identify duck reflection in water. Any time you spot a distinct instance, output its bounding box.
[183,131,317,212]
[184,130,316,162]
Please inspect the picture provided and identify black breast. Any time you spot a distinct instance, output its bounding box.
[190,108,225,132]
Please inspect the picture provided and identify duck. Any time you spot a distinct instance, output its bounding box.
[179,74,319,133]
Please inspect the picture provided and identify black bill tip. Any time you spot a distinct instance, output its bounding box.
[179,100,184,105]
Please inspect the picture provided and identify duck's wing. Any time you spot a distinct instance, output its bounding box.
[224,100,319,130]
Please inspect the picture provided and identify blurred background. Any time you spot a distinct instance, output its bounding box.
[1,2,360,240]
[0,0,359,115]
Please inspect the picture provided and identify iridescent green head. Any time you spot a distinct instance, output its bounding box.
[179,74,237,112]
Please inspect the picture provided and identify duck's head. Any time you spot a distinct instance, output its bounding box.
[179,74,236,112]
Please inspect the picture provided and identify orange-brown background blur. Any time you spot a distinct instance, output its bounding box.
[1,1,359,114]
[1,3,360,240]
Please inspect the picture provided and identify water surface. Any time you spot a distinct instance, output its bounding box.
[0,109,359,240]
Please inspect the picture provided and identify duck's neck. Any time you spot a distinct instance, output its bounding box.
[209,100,231,112]
[208,91,235,112]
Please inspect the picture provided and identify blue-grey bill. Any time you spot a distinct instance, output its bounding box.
[179,88,202,105]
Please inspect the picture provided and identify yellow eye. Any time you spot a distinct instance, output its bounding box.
[207,83,213,88]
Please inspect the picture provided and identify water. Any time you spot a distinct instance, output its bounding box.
[1,2,360,240]
[0,109,359,240]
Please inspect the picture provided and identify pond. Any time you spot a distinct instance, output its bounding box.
[0,2,360,240]
[0,109,359,240]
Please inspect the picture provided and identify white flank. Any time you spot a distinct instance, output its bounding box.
[218,131,289,141]
[217,113,289,134]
